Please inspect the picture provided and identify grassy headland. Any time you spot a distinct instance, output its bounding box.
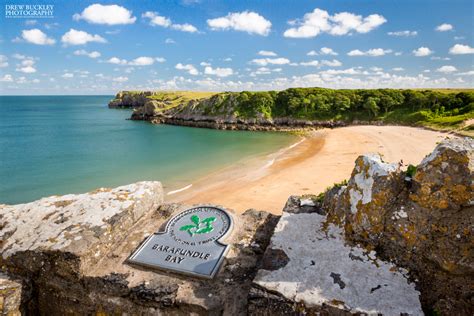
[109,88,474,136]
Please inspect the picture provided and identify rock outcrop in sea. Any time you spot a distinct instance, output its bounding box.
[1,138,472,315]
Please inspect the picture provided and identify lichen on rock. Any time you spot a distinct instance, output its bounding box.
[0,273,22,315]
[321,137,474,314]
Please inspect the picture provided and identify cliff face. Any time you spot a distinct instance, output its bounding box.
[110,91,346,131]
[108,91,157,109]
[109,89,474,135]
[1,138,472,315]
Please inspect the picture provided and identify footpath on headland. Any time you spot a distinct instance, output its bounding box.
[168,125,451,213]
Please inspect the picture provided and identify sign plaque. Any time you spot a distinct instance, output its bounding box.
[128,206,233,278]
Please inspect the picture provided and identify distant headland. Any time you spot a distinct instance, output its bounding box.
[108,88,474,136]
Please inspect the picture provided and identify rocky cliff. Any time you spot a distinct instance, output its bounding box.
[1,138,473,315]
[108,89,474,135]
[320,137,474,314]
[109,91,347,131]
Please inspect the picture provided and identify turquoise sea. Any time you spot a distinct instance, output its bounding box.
[0,96,294,205]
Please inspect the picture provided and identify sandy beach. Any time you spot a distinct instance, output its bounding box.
[167,125,453,214]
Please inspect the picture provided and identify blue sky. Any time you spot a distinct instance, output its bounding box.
[0,0,473,95]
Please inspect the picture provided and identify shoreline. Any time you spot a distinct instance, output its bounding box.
[167,125,452,214]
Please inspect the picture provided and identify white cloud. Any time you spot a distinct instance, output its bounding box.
[320,68,360,75]
[61,29,106,45]
[165,38,176,44]
[449,44,474,55]
[200,61,211,66]
[249,67,282,76]
[370,67,383,72]
[20,29,55,45]
[16,58,36,73]
[435,23,453,32]
[172,23,198,33]
[455,70,474,76]
[436,65,457,73]
[73,4,136,25]
[207,11,271,36]
[73,49,101,58]
[430,56,450,61]
[258,50,277,56]
[300,60,319,67]
[142,12,171,27]
[0,74,13,82]
[412,47,433,57]
[251,57,290,66]
[347,48,392,56]
[298,59,342,68]
[106,56,164,66]
[61,73,74,78]
[113,76,129,82]
[204,66,234,77]
[392,67,404,71]
[454,36,465,41]
[387,30,417,37]
[320,47,338,55]
[12,54,26,60]
[142,12,198,33]
[223,57,232,62]
[321,59,342,67]
[250,67,270,76]
[0,55,8,67]
[306,48,338,56]
[107,57,127,65]
[175,63,198,75]
[129,57,155,66]
[283,8,386,38]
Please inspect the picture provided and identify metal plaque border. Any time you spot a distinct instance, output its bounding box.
[127,205,234,279]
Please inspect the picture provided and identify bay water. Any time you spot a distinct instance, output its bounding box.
[0,96,294,204]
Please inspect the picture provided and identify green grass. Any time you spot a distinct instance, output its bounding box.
[415,88,474,94]
[383,108,474,137]
[422,113,474,136]
[114,88,474,137]
[147,91,217,108]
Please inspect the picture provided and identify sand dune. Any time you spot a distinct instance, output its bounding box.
[168,126,453,214]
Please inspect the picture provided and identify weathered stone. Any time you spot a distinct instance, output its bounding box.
[321,137,474,314]
[282,195,324,214]
[0,274,22,316]
[324,153,402,243]
[1,185,280,315]
[411,137,474,210]
[250,212,423,315]
[1,181,163,268]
